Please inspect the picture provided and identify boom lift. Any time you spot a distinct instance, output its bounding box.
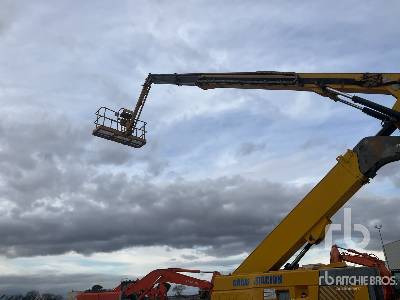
[93,72,400,299]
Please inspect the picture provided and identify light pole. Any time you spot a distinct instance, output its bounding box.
[375,224,390,269]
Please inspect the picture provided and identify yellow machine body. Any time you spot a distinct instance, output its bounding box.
[211,268,372,300]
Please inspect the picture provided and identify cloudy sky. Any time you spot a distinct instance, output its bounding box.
[0,0,399,295]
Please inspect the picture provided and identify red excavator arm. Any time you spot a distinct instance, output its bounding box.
[122,268,218,300]
[330,245,395,300]
[76,268,218,300]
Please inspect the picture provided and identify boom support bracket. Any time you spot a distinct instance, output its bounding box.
[354,136,400,178]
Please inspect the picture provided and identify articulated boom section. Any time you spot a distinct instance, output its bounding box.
[92,71,400,280]
[93,72,400,148]
[148,72,400,95]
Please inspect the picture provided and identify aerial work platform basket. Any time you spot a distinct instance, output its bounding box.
[92,107,146,148]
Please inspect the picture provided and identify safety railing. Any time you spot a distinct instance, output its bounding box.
[93,106,147,148]
[94,107,146,139]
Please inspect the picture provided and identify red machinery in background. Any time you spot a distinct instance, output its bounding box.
[76,268,219,300]
[330,245,396,300]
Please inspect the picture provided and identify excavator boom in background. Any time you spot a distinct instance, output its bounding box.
[76,268,219,300]
[92,72,400,299]
[330,245,397,300]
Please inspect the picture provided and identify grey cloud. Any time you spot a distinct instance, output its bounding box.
[88,138,169,176]
[180,254,199,261]
[341,195,400,249]
[0,112,300,257]
[374,161,400,183]
[0,0,18,36]
[236,142,266,157]
[0,155,301,257]
[0,114,397,259]
[300,137,329,150]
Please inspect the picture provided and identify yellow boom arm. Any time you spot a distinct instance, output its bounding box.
[234,136,400,274]
[144,72,400,112]
[93,72,400,275]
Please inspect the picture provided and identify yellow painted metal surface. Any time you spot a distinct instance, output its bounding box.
[389,89,400,117]
[211,269,372,299]
[212,269,318,299]
[234,150,367,275]
[214,269,319,291]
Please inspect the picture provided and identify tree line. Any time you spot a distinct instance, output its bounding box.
[0,291,63,300]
